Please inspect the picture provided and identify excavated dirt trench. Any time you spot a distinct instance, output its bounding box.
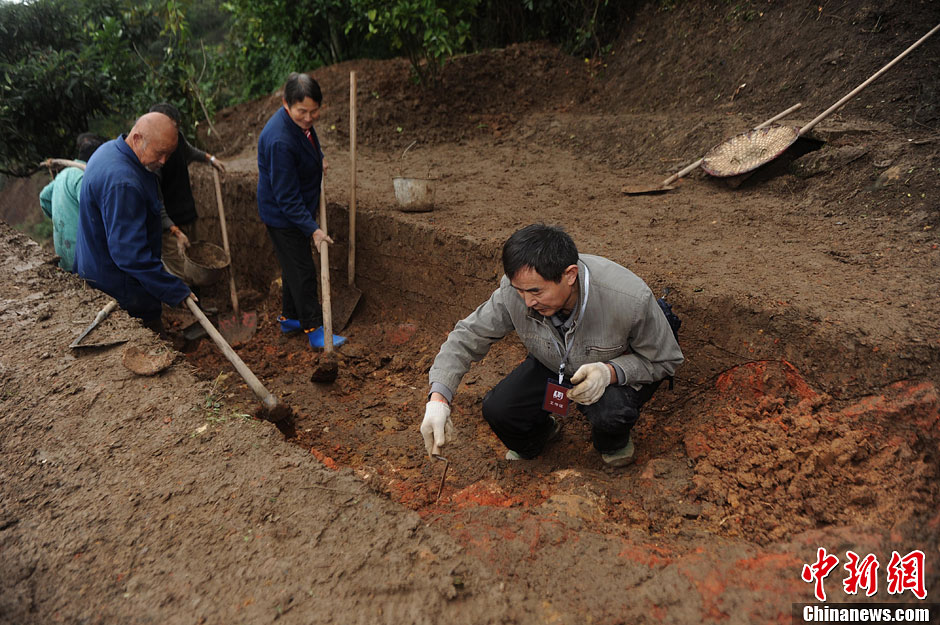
[168,167,940,618]
[6,6,940,618]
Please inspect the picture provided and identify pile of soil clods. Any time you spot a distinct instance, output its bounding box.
[685,360,939,544]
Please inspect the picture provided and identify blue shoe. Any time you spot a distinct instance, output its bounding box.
[277,316,301,333]
[304,326,347,349]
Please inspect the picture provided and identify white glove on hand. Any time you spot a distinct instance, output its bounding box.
[420,400,455,458]
[567,362,611,405]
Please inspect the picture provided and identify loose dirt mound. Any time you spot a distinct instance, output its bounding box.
[687,361,939,544]
[203,43,591,156]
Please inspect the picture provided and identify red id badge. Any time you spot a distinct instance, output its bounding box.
[543,379,572,416]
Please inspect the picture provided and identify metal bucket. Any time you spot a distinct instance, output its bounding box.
[393,176,435,212]
[182,241,230,286]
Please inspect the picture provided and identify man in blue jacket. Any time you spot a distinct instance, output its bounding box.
[75,112,194,333]
[257,71,345,349]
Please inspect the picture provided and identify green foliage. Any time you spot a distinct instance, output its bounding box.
[472,0,628,57]
[222,0,376,99]
[221,0,312,98]
[32,216,55,243]
[0,0,115,175]
[726,2,759,23]
[0,0,237,175]
[0,0,175,175]
[0,1,82,62]
[130,0,228,140]
[353,0,475,86]
[0,0,636,176]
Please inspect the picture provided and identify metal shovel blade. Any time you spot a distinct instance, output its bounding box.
[182,320,207,341]
[217,310,258,347]
[329,283,362,332]
[313,244,362,332]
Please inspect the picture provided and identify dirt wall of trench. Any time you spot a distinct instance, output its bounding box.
[186,165,939,400]
[188,168,502,329]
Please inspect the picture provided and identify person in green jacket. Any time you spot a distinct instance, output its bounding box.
[39,133,106,272]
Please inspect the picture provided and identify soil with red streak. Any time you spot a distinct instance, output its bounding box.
[3,2,940,623]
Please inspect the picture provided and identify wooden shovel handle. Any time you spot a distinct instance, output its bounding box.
[42,158,86,171]
[319,181,334,353]
[800,22,940,136]
[213,169,240,317]
[186,298,276,409]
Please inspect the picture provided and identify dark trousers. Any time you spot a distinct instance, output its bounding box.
[140,315,164,335]
[481,355,661,458]
[266,225,322,331]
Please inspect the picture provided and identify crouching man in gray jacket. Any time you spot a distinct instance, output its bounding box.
[420,223,683,467]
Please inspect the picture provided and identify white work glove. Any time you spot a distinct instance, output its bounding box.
[174,230,190,257]
[420,400,455,458]
[567,362,611,405]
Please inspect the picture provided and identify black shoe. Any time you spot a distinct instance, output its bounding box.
[505,416,562,460]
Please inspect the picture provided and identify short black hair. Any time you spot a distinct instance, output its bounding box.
[502,224,579,282]
[283,72,322,106]
[76,133,106,162]
[149,102,182,125]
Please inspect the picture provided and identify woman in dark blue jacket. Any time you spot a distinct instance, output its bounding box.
[257,72,345,348]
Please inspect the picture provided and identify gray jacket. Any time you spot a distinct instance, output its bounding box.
[429,254,684,396]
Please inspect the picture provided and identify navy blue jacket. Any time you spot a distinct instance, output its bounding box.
[257,107,323,236]
[75,136,191,319]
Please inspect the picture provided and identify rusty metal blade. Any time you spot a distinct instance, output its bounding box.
[217,310,258,346]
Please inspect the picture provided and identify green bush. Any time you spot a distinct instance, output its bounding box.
[32,216,55,243]
[222,0,377,99]
[472,0,628,57]
[1,0,632,176]
[0,0,224,176]
[353,0,475,86]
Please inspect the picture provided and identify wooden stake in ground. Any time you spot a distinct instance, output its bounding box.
[213,169,258,345]
[325,70,363,331]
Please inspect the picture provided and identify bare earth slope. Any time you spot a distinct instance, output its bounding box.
[0,229,537,623]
